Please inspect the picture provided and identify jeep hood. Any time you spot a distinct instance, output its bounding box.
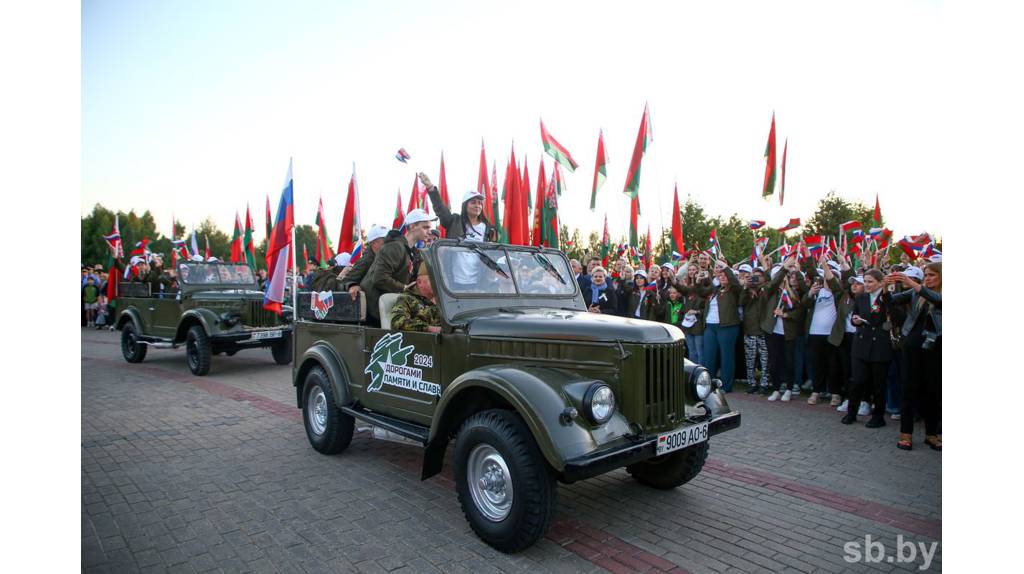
[464,308,683,344]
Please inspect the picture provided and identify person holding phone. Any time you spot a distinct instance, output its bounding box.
[695,260,742,392]
[803,255,843,405]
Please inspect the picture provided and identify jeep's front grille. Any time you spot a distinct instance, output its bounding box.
[246,300,279,328]
[642,343,685,430]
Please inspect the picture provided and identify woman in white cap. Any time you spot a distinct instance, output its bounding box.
[419,173,496,242]
[626,270,662,321]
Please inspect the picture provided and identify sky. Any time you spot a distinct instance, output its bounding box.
[83,0,951,245]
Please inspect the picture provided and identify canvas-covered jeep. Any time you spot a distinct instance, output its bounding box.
[116,261,292,375]
[291,240,740,552]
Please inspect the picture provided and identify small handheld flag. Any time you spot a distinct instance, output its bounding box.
[395,148,412,163]
[749,220,766,231]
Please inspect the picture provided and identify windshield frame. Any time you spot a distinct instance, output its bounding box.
[176,262,258,287]
[433,242,579,300]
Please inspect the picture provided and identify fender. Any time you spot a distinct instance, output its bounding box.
[174,309,218,342]
[294,342,352,409]
[116,307,144,333]
[427,365,633,477]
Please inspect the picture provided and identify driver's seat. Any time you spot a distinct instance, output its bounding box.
[379,293,402,330]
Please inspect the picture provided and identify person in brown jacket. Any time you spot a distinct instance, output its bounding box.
[761,255,807,401]
[694,260,742,392]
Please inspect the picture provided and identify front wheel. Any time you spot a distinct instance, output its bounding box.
[270,335,292,365]
[453,409,556,553]
[302,366,354,454]
[185,325,212,376]
[120,323,147,363]
[626,442,709,489]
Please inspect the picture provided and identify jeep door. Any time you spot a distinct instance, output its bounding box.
[149,295,182,339]
[360,328,441,426]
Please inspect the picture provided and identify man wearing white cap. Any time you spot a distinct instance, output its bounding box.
[360,209,437,325]
[344,224,390,298]
[419,172,496,242]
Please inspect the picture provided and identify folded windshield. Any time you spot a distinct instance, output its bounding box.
[436,245,576,296]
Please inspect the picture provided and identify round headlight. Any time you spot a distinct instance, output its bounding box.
[584,384,616,424]
[693,368,713,400]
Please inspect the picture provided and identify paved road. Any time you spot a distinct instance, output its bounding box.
[81,329,941,573]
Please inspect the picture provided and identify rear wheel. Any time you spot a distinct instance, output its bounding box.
[626,442,709,489]
[271,335,292,365]
[453,409,556,553]
[185,325,212,376]
[120,323,147,363]
[302,366,354,454]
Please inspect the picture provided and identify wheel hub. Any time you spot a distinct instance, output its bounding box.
[467,444,513,522]
[308,387,327,435]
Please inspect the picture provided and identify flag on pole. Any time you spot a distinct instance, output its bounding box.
[532,159,546,246]
[190,226,199,260]
[265,195,272,241]
[264,160,295,314]
[779,138,788,206]
[874,194,882,224]
[243,204,256,269]
[762,112,777,199]
[478,139,492,221]
[671,184,685,256]
[540,164,562,249]
[438,153,450,237]
[539,119,579,172]
[230,211,244,263]
[104,215,123,300]
[839,220,862,232]
[315,196,334,267]
[589,129,607,210]
[204,236,211,261]
[644,227,653,269]
[490,160,501,239]
[623,103,653,199]
[392,189,405,230]
[338,167,363,263]
[777,217,801,232]
[749,220,766,231]
[520,157,532,239]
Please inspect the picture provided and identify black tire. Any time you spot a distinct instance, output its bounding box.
[120,323,147,363]
[626,442,709,490]
[302,366,354,454]
[270,335,292,365]
[453,409,556,553]
[185,325,212,376]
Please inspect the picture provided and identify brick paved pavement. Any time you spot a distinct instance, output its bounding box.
[81,329,941,572]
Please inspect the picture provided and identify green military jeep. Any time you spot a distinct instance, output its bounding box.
[116,261,293,375]
[292,240,740,552]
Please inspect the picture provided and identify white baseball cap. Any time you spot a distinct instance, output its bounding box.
[335,252,351,267]
[366,224,389,243]
[681,313,697,328]
[904,266,924,281]
[634,269,647,279]
[738,263,753,273]
[849,275,865,285]
[403,209,437,227]
[462,189,485,204]
[661,262,675,271]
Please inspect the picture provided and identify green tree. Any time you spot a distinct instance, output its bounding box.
[295,224,318,265]
[196,218,232,261]
[80,204,163,266]
[805,191,877,238]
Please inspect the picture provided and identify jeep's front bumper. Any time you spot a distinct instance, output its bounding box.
[560,391,740,483]
[211,326,293,346]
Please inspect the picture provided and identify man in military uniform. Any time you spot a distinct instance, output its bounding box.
[391,260,441,333]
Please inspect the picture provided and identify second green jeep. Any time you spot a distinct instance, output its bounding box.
[291,240,740,552]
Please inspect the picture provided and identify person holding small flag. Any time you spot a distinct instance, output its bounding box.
[695,260,742,392]
[761,254,807,401]
[626,270,663,321]
[802,254,844,405]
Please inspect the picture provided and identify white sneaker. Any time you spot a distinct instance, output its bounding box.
[857,403,871,416]
[768,391,781,401]
[836,400,849,413]
[781,390,792,402]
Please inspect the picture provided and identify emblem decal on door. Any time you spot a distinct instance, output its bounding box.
[364,332,440,397]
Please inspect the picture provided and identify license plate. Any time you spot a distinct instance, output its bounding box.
[251,330,282,341]
[656,422,709,455]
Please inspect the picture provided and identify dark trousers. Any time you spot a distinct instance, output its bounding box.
[849,359,890,418]
[808,335,840,394]
[901,342,942,435]
[837,333,853,397]
[766,333,794,391]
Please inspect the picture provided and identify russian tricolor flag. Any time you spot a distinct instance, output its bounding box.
[264,159,295,314]
[749,220,766,231]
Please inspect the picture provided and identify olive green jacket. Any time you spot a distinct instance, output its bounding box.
[360,236,414,319]
[759,267,806,340]
[693,267,742,327]
[625,289,664,322]
[342,249,376,290]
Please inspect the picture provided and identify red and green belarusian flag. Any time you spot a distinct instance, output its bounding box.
[540,163,563,249]
[438,153,449,237]
[500,148,517,244]
[762,112,777,199]
[243,204,256,269]
[338,168,363,262]
[874,194,882,224]
[671,183,685,256]
[540,119,579,172]
[629,196,639,247]
[531,159,547,246]
[779,137,788,206]
[230,211,244,263]
[315,196,334,267]
[644,226,653,269]
[265,195,272,242]
[590,129,607,211]
[490,160,502,239]
[623,103,653,200]
[600,214,610,267]
[392,189,405,230]
[478,139,492,221]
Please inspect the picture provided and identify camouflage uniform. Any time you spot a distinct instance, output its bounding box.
[390,289,441,332]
